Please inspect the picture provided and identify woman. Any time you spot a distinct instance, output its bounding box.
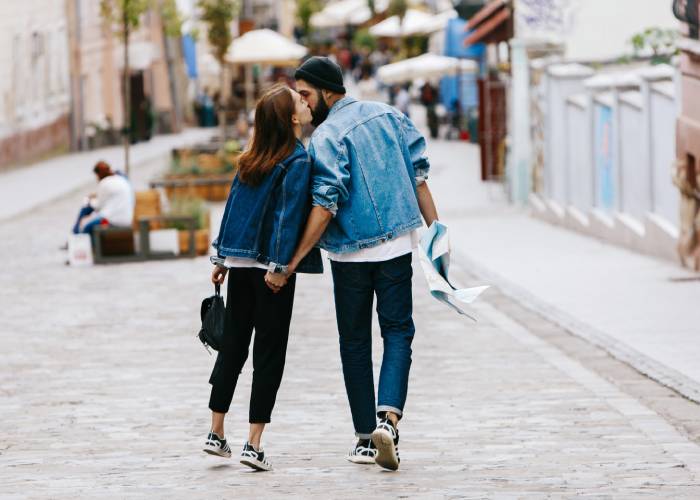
[203,84,322,471]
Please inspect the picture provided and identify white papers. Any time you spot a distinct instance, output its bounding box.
[418,221,488,320]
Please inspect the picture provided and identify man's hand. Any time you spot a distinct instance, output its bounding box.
[211,265,227,285]
[264,271,288,293]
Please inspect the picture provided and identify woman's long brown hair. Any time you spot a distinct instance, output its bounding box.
[237,84,297,185]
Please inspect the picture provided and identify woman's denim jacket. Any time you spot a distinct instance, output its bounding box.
[211,140,323,274]
[309,96,430,254]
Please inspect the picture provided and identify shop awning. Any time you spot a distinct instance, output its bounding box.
[463,0,512,46]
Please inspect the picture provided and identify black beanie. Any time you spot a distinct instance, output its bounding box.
[294,56,346,94]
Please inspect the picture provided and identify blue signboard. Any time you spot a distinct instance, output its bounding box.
[594,105,615,210]
[182,34,198,80]
[440,18,485,111]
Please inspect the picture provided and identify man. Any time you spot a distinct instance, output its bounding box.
[266,57,439,471]
[72,161,134,236]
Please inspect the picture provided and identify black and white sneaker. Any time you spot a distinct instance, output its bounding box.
[346,438,377,464]
[203,431,232,458]
[239,442,272,471]
[371,418,400,471]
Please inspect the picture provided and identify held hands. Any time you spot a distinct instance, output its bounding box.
[264,271,288,293]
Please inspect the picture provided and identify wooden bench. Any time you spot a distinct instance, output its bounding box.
[91,190,197,264]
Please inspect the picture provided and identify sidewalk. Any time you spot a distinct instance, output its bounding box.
[0,128,216,223]
[423,134,700,403]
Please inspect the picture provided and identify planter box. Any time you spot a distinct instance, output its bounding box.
[153,174,234,202]
[179,228,210,256]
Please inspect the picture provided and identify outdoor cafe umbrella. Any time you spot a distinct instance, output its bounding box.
[226,29,308,111]
[311,0,389,28]
[376,53,478,84]
[369,8,456,37]
[226,29,308,66]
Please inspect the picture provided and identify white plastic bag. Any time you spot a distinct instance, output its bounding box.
[68,234,94,267]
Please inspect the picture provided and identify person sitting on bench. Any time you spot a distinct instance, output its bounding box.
[72,161,134,235]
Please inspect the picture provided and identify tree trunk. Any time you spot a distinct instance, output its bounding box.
[219,63,227,144]
[123,14,131,176]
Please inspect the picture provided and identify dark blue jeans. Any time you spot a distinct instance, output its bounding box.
[72,205,106,235]
[330,253,415,438]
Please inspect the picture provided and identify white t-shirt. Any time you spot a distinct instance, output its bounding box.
[328,230,418,263]
[223,256,268,271]
[90,175,134,226]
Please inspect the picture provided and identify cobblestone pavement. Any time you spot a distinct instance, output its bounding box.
[2,159,700,498]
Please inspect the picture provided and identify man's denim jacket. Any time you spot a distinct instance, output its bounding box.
[212,140,323,274]
[309,96,430,254]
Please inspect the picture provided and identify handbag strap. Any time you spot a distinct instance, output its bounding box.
[215,283,221,296]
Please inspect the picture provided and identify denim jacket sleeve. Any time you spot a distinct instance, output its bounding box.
[309,135,350,217]
[268,156,313,272]
[400,113,430,185]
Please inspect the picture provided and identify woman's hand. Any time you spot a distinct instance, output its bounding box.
[264,271,288,293]
[212,265,228,285]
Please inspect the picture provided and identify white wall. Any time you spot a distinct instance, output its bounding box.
[619,97,648,218]
[650,85,680,223]
[0,0,70,138]
[565,100,592,210]
[546,75,590,203]
[515,0,677,62]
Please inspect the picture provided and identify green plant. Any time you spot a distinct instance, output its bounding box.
[388,0,408,21]
[100,0,182,175]
[198,0,241,142]
[296,0,321,39]
[353,29,377,52]
[629,27,678,65]
[166,197,209,230]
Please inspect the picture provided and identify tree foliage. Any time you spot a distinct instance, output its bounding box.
[198,0,240,64]
[296,0,321,38]
[630,27,678,64]
[388,0,408,21]
[100,0,183,37]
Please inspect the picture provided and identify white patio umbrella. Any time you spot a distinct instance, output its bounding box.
[226,29,308,111]
[369,9,456,37]
[226,29,308,66]
[311,0,389,28]
[377,53,478,84]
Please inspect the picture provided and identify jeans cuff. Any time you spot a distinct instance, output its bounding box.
[355,431,373,439]
[377,405,403,418]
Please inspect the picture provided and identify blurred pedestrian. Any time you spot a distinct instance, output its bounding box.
[357,69,382,102]
[420,81,439,139]
[395,83,411,118]
[70,161,134,236]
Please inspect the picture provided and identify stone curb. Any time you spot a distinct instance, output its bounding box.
[452,248,700,405]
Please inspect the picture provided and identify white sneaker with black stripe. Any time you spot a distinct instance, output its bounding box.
[371,418,400,471]
[240,442,273,471]
[346,438,377,464]
[203,431,232,458]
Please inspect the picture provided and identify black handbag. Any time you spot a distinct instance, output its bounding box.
[197,284,225,353]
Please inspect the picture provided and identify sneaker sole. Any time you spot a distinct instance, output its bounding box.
[203,445,231,458]
[240,457,272,471]
[346,454,376,465]
[371,428,399,471]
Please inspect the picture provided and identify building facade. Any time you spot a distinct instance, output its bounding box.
[0,0,72,168]
[66,0,185,152]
